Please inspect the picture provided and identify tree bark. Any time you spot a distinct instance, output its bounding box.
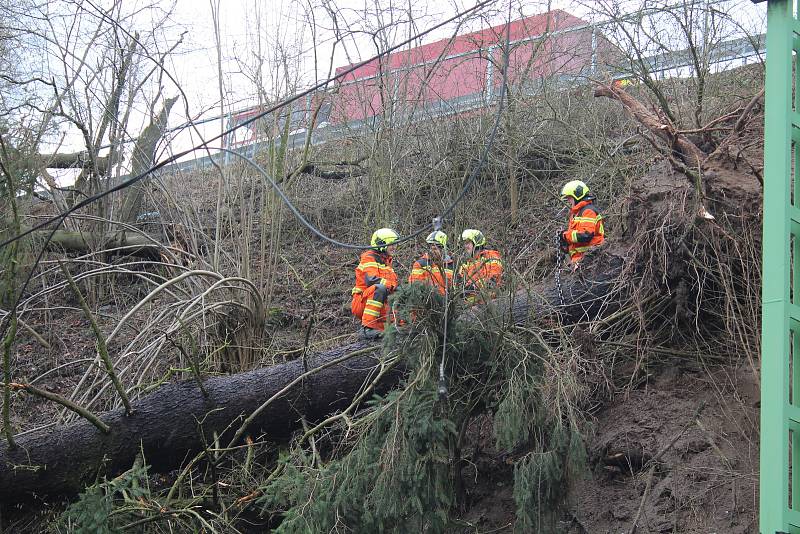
[118,95,179,224]
[594,83,707,168]
[0,340,387,502]
[0,256,620,503]
[42,230,162,259]
[39,152,109,174]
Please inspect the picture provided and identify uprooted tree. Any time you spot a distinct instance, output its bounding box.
[0,0,766,531]
[0,274,618,502]
[0,66,764,520]
[0,66,765,534]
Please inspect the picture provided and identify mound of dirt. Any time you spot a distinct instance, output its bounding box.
[455,365,759,534]
[571,364,759,533]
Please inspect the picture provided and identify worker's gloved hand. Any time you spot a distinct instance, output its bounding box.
[558,231,568,253]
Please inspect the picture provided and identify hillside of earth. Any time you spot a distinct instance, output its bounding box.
[0,1,767,531]
[0,59,765,533]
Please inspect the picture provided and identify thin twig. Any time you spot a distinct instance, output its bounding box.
[60,261,133,416]
[8,382,110,434]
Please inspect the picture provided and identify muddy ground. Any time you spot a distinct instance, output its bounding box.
[458,363,759,533]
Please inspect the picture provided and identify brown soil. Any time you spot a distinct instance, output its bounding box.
[572,364,758,533]
[457,364,759,533]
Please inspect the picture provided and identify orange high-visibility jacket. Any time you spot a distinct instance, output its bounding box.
[459,249,503,292]
[352,250,398,297]
[408,253,454,295]
[563,199,604,261]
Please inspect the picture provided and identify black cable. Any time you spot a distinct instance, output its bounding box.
[217,44,507,250]
[218,147,423,249]
[214,22,511,250]
[0,0,495,252]
[0,0,503,350]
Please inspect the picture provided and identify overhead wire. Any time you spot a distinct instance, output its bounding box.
[216,33,509,250]
[0,0,505,348]
[0,0,496,251]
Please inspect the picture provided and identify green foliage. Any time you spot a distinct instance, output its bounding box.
[258,284,587,532]
[260,384,458,533]
[490,331,587,532]
[512,424,585,533]
[258,284,469,532]
[492,350,543,452]
[60,463,150,533]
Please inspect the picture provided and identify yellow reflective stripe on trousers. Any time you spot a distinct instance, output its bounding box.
[366,299,383,307]
[412,267,446,275]
[363,309,381,317]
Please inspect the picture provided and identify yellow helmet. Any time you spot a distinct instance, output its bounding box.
[560,180,589,201]
[371,228,399,251]
[460,229,486,248]
[425,230,448,248]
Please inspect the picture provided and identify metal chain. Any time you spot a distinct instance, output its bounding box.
[434,217,449,399]
[554,234,566,308]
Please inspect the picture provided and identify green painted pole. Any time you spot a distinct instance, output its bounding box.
[761,0,793,531]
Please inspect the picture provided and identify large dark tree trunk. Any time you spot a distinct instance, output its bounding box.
[0,341,388,503]
[43,230,163,258]
[0,257,621,503]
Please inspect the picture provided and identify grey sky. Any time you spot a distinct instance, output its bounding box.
[154,0,764,161]
[26,0,765,168]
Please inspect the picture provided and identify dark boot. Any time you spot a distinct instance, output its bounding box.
[360,326,383,340]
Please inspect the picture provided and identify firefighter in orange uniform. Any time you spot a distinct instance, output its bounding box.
[558,180,605,266]
[351,228,400,340]
[458,229,503,303]
[408,231,454,295]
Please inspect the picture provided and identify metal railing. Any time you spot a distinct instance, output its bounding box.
[156,27,764,176]
[760,1,797,532]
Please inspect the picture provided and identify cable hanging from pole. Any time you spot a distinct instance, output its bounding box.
[0,0,509,353]
[0,0,496,252]
[201,28,510,251]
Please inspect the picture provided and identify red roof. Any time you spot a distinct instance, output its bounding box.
[335,9,589,83]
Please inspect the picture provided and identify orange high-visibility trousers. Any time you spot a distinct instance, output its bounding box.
[351,283,390,331]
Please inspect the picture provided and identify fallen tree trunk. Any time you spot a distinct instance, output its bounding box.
[44,230,163,258]
[0,340,386,502]
[0,256,621,503]
[40,152,109,174]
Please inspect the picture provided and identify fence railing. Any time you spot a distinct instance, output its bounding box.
[158,28,765,175]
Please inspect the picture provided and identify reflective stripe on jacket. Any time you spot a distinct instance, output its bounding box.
[458,248,503,292]
[408,253,454,295]
[352,250,398,296]
[563,199,604,258]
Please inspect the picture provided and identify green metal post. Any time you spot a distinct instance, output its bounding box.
[762,0,798,532]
